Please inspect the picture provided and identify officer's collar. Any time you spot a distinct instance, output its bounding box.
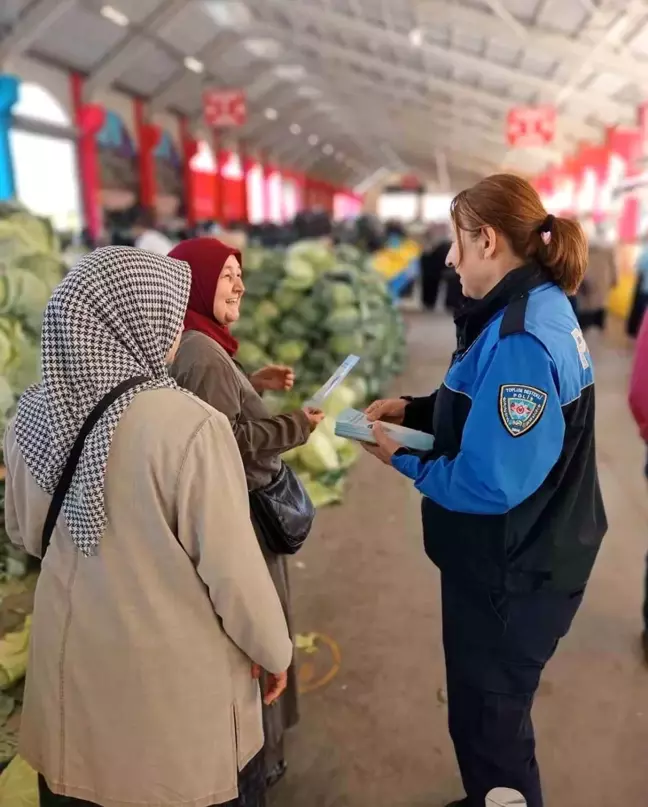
[454,262,548,352]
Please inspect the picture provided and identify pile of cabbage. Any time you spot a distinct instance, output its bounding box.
[0,203,66,578]
[235,240,407,507]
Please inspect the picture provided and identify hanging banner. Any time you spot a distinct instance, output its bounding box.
[506,106,556,148]
[203,89,247,128]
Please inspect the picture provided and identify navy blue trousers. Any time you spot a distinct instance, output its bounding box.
[441,576,583,807]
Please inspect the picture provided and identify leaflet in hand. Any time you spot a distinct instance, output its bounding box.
[304,354,361,408]
[334,408,435,451]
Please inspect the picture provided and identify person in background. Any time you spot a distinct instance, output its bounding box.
[363,174,606,807]
[132,206,175,255]
[3,246,292,807]
[420,224,453,311]
[578,232,617,332]
[169,237,325,788]
[627,310,648,664]
[627,233,648,337]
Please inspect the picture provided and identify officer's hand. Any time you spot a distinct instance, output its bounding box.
[361,423,400,465]
[365,398,407,424]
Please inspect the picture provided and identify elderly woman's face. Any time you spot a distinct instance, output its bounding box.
[213,254,245,326]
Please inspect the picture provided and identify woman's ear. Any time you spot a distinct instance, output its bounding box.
[482,225,497,259]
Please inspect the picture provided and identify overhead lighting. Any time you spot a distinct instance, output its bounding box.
[184,56,204,74]
[308,134,319,146]
[297,86,322,99]
[243,38,281,58]
[100,5,129,26]
[265,107,279,120]
[274,64,307,82]
[323,144,334,156]
[205,1,252,29]
[409,28,423,47]
[290,123,302,135]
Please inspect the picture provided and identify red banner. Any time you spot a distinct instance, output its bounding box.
[203,89,247,128]
[506,106,556,148]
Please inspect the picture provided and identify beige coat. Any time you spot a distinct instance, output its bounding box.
[580,244,617,312]
[172,331,311,771]
[3,389,293,807]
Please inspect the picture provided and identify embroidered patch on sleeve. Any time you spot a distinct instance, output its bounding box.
[499,385,548,437]
[571,327,590,370]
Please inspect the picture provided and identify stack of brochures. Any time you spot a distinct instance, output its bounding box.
[334,408,435,451]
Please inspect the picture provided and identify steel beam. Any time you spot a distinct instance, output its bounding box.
[268,0,648,87]
[250,20,603,141]
[259,0,632,123]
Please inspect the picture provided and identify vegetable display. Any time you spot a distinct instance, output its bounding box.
[0,203,67,579]
[235,240,407,507]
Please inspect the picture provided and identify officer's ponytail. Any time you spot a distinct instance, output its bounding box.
[451,174,588,296]
[531,214,587,295]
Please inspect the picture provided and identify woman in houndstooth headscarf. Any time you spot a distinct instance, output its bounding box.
[3,246,292,807]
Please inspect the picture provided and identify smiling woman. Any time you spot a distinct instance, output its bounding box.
[169,237,326,791]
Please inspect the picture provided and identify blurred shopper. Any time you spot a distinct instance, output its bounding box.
[420,225,452,310]
[132,206,174,255]
[627,234,648,337]
[578,235,617,332]
[3,247,292,807]
[627,311,648,664]
[363,175,606,807]
[169,237,324,787]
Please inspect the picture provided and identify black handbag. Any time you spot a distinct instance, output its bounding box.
[41,376,149,558]
[249,462,315,555]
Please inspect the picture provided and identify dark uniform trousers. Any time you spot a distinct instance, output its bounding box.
[441,576,583,807]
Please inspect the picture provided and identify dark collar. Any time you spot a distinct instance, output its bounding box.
[454,263,549,352]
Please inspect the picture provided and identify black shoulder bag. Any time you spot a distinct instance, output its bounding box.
[41,376,149,558]
[249,462,315,556]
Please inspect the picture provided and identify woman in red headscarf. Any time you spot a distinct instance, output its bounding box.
[170,237,324,793]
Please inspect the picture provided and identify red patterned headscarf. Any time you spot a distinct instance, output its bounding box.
[168,237,241,356]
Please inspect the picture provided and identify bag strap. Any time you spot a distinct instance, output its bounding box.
[41,375,149,558]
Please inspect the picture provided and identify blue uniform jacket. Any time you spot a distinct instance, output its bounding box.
[393,264,607,593]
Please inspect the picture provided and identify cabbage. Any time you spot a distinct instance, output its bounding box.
[0,203,66,578]
[326,306,361,333]
[322,384,357,418]
[234,238,407,509]
[283,256,317,291]
[299,431,340,474]
[252,300,280,326]
[237,341,271,372]
[328,332,364,357]
[274,340,307,365]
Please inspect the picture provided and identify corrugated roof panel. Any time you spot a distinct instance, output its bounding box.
[483,40,522,68]
[101,0,165,24]
[537,0,589,35]
[449,32,486,56]
[32,5,125,71]
[119,40,179,96]
[0,0,28,25]
[519,52,560,79]
[157,4,219,54]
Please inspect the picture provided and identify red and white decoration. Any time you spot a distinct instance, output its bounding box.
[203,89,247,128]
[506,106,556,148]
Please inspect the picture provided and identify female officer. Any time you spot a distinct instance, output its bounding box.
[364,174,607,807]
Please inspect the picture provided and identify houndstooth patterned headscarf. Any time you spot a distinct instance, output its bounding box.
[14,246,191,556]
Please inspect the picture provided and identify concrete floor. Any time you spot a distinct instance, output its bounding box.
[271,312,648,807]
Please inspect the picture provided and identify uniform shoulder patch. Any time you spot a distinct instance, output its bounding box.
[498,385,548,438]
[571,327,590,370]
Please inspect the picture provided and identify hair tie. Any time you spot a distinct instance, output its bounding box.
[538,214,555,245]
